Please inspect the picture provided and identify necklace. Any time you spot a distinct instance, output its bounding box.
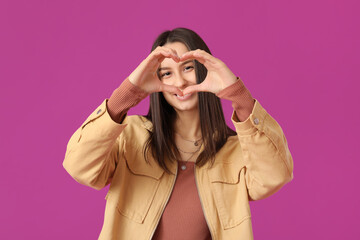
[178,147,199,154]
[177,143,202,171]
[175,132,202,146]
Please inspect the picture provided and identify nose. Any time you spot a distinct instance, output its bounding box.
[173,73,188,89]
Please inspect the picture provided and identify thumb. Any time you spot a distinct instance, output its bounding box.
[159,83,184,96]
[182,83,206,96]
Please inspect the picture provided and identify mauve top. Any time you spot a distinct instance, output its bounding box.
[152,161,211,240]
[106,76,254,240]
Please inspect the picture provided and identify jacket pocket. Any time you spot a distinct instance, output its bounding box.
[208,163,251,230]
[111,141,164,224]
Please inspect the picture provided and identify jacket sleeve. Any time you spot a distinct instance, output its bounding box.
[63,99,128,190]
[232,98,294,201]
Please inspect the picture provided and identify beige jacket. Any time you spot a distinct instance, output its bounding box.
[63,98,294,240]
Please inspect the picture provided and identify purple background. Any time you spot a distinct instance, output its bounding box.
[1,0,359,239]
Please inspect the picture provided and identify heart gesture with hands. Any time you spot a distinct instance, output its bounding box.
[128,46,184,96]
[180,49,239,96]
[128,46,239,97]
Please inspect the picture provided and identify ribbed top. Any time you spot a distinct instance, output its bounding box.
[106,78,148,123]
[105,76,255,239]
[216,77,255,122]
[152,161,212,240]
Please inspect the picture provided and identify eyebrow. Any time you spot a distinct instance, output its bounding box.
[158,60,194,71]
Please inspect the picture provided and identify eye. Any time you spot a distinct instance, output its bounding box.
[160,72,171,78]
[184,66,194,72]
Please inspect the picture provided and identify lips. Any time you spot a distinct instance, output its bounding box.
[174,93,192,101]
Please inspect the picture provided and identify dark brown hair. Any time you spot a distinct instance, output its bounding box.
[143,27,236,173]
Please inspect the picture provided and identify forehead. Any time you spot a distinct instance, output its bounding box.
[163,41,189,55]
[160,42,190,67]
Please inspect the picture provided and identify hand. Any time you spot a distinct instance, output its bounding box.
[128,46,184,96]
[179,49,238,95]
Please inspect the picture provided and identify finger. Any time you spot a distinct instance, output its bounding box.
[161,47,180,60]
[180,50,215,65]
[153,51,178,64]
[182,83,207,95]
[158,83,184,96]
[151,49,180,63]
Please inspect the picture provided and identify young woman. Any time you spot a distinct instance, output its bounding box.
[63,27,294,240]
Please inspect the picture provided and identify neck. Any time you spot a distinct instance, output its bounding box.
[173,108,202,140]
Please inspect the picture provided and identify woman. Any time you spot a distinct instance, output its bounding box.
[63,27,294,240]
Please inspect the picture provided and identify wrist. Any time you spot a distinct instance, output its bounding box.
[217,77,242,96]
[220,75,239,91]
[107,78,149,122]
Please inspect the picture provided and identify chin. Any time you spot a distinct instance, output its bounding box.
[173,102,199,112]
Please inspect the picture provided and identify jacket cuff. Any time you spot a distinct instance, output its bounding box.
[231,99,268,134]
[80,99,128,140]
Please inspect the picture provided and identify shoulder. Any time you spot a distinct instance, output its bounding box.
[213,135,241,161]
[123,114,150,125]
[225,134,239,144]
[223,135,241,151]
[121,114,153,136]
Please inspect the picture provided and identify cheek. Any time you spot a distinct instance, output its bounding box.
[188,72,197,84]
[160,77,171,85]
[163,92,173,103]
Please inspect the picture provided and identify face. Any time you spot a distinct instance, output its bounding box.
[158,42,198,113]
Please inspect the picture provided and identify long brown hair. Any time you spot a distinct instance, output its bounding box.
[143,27,236,173]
